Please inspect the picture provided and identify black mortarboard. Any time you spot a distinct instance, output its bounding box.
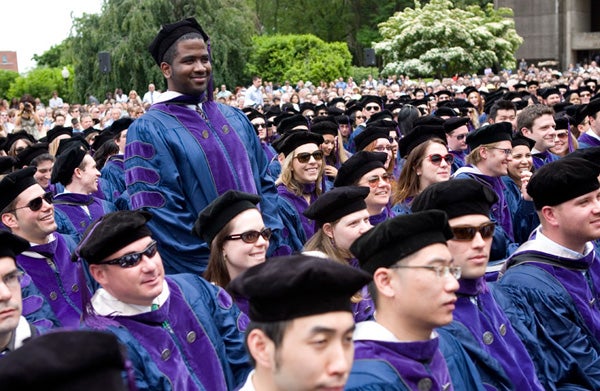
[193,190,261,245]
[443,117,470,134]
[276,132,323,157]
[50,145,87,186]
[398,125,446,158]
[2,131,34,153]
[0,230,29,259]
[46,126,73,144]
[0,167,38,211]
[106,117,134,135]
[511,132,536,149]
[278,114,309,134]
[0,330,130,391]
[334,151,387,187]
[354,126,390,151]
[227,254,372,322]
[466,122,512,150]
[412,179,498,219]
[350,210,453,274]
[56,135,89,157]
[435,107,458,118]
[527,158,600,210]
[359,95,383,108]
[148,17,209,66]
[77,210,153,264]
[0,156,15,175]
[310,120,338,137]
[303,186,369,227]
[15,143,49,169]
[539,88,561,100]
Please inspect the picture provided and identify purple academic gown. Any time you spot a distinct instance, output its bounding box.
[531,150,559,170]
[369,205,395,226]
[277,183,318,240]
[16,234,84,328]
[53,192,117,241]
[448,277,543,391]
[578,132,600,149]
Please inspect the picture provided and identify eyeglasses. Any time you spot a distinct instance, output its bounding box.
[555,132,568,140]
[294,150,324,163]
[455,134,467,141]
[8,192,53,213]
[355,115,365,120]
[225,228,272,244]
[100,240,158,268]
[252,123,266,131]
[364,105,381,112]
[2,270,24,289]
[451,222,495,241]
[390,264,462,279]
[364,173,392,187]
[427,154,454,165]
[489,147,512,156]
[373,145,393,152]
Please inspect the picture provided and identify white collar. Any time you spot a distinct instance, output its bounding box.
[91,280,170,316]
[353,320,436,342]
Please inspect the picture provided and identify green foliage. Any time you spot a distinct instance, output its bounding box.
[68,0,255,102]
[6,67,74,103]
[247,34,352,84]
[0,70,19,99]
[374,0,522,78]
[32,40,74,68]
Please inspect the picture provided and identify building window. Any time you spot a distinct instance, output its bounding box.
[1,56,7,64]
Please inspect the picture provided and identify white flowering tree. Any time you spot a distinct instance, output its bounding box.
[374,0,522,77]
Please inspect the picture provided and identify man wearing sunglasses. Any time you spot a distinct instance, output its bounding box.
[498,157,600,389]
[77,210,252,390]
[345,210,485,390]
[412,179,544,390]
[443,117,470,173]
[346,95,383,153]
[0,167,85,328]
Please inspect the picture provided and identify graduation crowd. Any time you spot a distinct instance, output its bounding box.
[1,16,600,391]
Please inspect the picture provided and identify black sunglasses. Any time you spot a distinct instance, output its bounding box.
[100,240,158,268]
[294,150,324,163]
[451,222,495,241]
[225,228,272,244]
[8,192,53,212]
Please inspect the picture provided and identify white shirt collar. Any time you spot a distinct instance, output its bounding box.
[91,280,170,316]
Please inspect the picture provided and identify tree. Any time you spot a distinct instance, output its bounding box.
[374,0,522,78]
[69,0,255,103]
[0,70,19,99]
[32,40,74,68]
[246,34,352,84]
[6,67,73,103]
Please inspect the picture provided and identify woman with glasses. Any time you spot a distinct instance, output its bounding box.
[275,132,325,244]
[354,121,395,176]
[303,186,374,322]
[243,108,276,161]
[392,125,452,215]
[334,151,395,226]
[193,190,270,314]
[549,116,578,157]
[311,117,348,186]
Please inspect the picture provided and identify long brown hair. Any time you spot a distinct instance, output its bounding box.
[276,148,325,196]
[203,219,235,288]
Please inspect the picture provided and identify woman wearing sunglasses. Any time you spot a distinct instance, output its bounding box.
[549,116,578,157]
[334,151,395,226]
[243,108,276,162]
[310,118,348,186]
[392,125,452,215]
[275,132,325,244]
[303,186,374,322]
[193,190,270,314]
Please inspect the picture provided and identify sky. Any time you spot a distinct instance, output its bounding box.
[1,0,104,73]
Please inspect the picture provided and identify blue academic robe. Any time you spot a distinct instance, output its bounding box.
[100,154,131,210]
[53,193,117,243]
[531,150,559,170]
[577,132,600,149]
[501,176,539,245]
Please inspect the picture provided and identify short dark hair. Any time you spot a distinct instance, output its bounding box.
[30,153,55,167]
[244,320,291,366]
[162,32,205,65]
[489,100,516,122]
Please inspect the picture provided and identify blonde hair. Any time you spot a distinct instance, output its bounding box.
[276,149,325,196]
[465,141,502,165]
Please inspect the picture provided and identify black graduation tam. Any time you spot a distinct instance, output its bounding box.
[148,17,209,66]
[278,114,309,134]
[310,120,338,137]
[585,98,600,118]
[350,210,453,274]
[56,135,89,157]
[77,210,153,264]
[0,167,38,211]
[15,143,49,169]
[539,88,560,100]
[434,89,452,98]
[367,110,395,124]
[243,108,264,122]
[359,95,383,108]
[335,114,350,126]
[526,80,539,87]
[303,186,369,227]
[46,126,73,144]
[276,131,323,157]
[511,132,536,149]
[2,131,34,153]
[527,157,600,210]
[0,230,29,259]
[435,107,458,118]
[193,190,261,245]
[50,145,87,186]
[227,254,372,322]
[91,130,116,151]
[0,330,130,391]
[299,102,315,113]
[413,114,445,127]
[82,126,99,138]
[265,104,282,117]
[329,97,345,107]
[354,126,391,151]
[566,146,600,166]
[412,179,498,220]
[554,115,573,131]
[443,117,469,134]
[334,151,387,187]
[0,156,15,175]
[327,106,344,116]
[466,122,512,150]
[107,117,134,135]
[513,100,529,111]
[398,125,446,158]
[552,101,570,115]
[463,87,478,96]
[281,102,299,114]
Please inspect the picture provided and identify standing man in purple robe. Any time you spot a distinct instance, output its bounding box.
[125,17,288,275]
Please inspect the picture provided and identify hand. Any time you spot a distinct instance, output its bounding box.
[324,165,338,178]
[519,170,533,201]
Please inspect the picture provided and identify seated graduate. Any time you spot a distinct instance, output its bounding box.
[347,210,484,391]
[228,253,371,391]
[303,186,374,322]
[412,179,544,390]
[498,157,600,389]
[193,190,270,314]
[76,210,251,391]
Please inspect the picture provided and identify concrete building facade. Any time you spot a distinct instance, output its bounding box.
[496,0,600,69]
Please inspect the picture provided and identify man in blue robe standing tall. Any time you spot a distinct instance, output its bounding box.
[125,17,289,274]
